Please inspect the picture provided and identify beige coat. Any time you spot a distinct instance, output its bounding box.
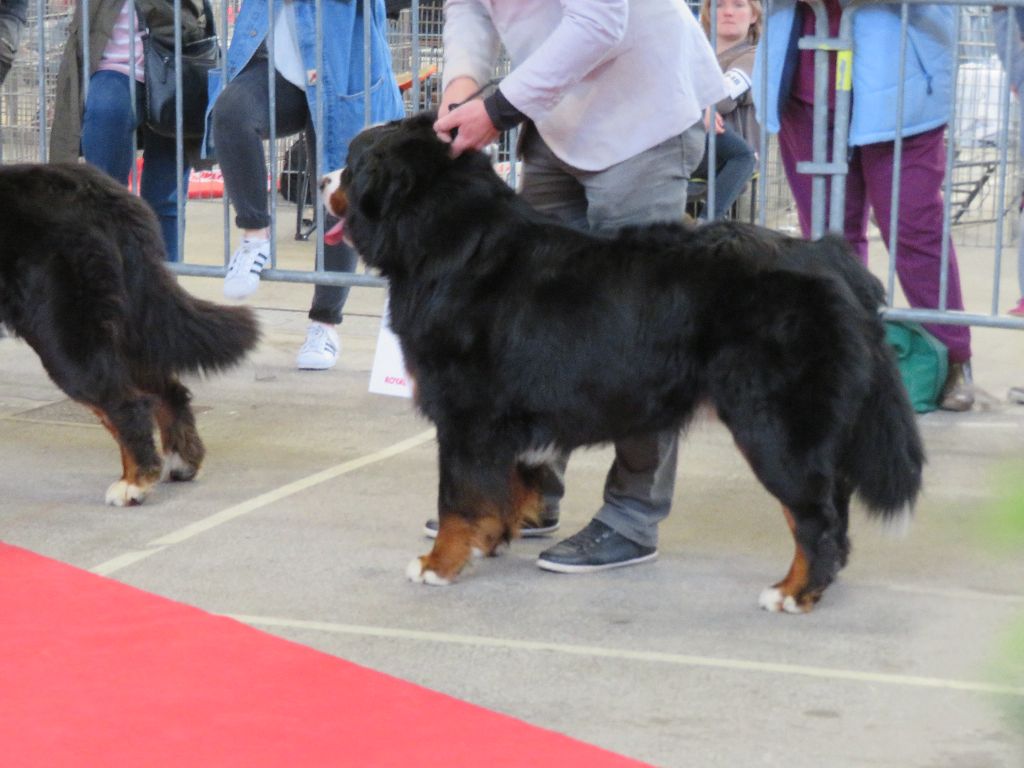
[50,0,208,163]
[715,40,759,152]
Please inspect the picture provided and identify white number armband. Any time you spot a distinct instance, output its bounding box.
[723,68,752,100]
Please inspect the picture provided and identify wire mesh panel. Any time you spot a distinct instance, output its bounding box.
[387,0,443,113]
[0,0,72,163]
[951,6,1019,244]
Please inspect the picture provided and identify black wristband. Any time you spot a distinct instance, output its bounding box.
[483,88,527,131]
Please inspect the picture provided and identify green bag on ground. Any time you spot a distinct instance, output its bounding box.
[884,321,949,413]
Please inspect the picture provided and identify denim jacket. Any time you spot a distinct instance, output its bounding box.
[752,0,954,146]
[202,0,404,167]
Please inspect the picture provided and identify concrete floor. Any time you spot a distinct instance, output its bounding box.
[1,200,1023,767]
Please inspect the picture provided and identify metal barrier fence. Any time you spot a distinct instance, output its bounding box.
[754,0,1024,332]
[0,0,1022,330]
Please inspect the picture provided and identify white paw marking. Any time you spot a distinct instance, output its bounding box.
[422,570,452,586]
[781,595,804,614]
[405,558,451,586]
[758,587,805,614]
[759,587,784,612]
[105,480,147,507]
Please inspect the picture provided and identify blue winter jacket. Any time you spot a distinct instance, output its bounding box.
[202,0,404,167]
[752,0,954,146]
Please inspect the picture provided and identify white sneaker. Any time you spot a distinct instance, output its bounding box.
[223,238,270,299]
[296,322,340,370]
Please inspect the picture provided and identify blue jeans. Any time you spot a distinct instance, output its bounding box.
[80,69,190,261]
[691,126,756,221]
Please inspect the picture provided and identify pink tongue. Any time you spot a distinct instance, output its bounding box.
[323,218,346,245]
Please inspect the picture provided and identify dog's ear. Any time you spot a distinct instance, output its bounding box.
[356,149,415,221]
[355,125,450,220]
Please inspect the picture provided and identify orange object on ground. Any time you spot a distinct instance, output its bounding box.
[128,157,225,199]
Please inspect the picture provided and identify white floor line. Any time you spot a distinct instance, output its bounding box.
[0,414,102,429]
[91,547,168,577]
[228,613,1024,699]
[926,420,1021,430]
[879,582,1024,605]
[90,428,436,576]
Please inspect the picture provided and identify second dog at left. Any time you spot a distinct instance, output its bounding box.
[0,162,260,505]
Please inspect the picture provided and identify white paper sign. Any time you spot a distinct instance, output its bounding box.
[369,296,413,398]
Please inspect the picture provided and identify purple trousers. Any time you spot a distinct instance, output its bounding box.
[778,100,972,363]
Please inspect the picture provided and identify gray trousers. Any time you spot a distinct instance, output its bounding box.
[519,121,705,548]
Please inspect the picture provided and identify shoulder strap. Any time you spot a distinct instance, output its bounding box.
[201,0,216,38]
[135,0,216,38]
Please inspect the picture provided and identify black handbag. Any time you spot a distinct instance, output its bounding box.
[143,0,220,139]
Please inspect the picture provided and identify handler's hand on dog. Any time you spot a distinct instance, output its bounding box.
[434,99,499,157]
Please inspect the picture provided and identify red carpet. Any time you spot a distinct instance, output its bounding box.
[0,544,650,767]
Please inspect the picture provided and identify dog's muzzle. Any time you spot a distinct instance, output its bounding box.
[320,169,348,245]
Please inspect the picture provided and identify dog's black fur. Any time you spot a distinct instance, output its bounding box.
[328,113,924,610]
[0,162,259,505]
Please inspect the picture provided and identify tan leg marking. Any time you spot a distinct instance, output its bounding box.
[408,509,508,585]
[90,406,156,506]
[759,506,820,614]
[152,396,203,482]
[509,469,543,537]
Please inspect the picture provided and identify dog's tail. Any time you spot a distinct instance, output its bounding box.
[128,248,260,375]
[153,292,261,375]
[815,235,925,519]
[843,346,925,519]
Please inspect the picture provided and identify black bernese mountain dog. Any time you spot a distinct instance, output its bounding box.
[0,163,259,505]
[321,113,924,613]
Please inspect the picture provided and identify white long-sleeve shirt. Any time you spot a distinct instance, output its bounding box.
[443,0,726,171]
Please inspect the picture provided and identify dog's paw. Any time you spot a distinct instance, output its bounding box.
[105,479,148,507]
[162,452,200,482]
[405,557,453,586]
[758,587,807,614]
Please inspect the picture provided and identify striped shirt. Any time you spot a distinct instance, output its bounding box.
[98,0,145,82]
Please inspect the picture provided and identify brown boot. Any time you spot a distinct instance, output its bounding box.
[939,361,974,412]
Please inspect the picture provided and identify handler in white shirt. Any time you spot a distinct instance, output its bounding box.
[431,0,727,573]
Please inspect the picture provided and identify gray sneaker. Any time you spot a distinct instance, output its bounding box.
[423,512,559,539]
[536,519,657,573]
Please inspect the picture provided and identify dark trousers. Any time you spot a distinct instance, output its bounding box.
[210,49,355,325]
[690,126,756,221]
[514,124,704,546]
